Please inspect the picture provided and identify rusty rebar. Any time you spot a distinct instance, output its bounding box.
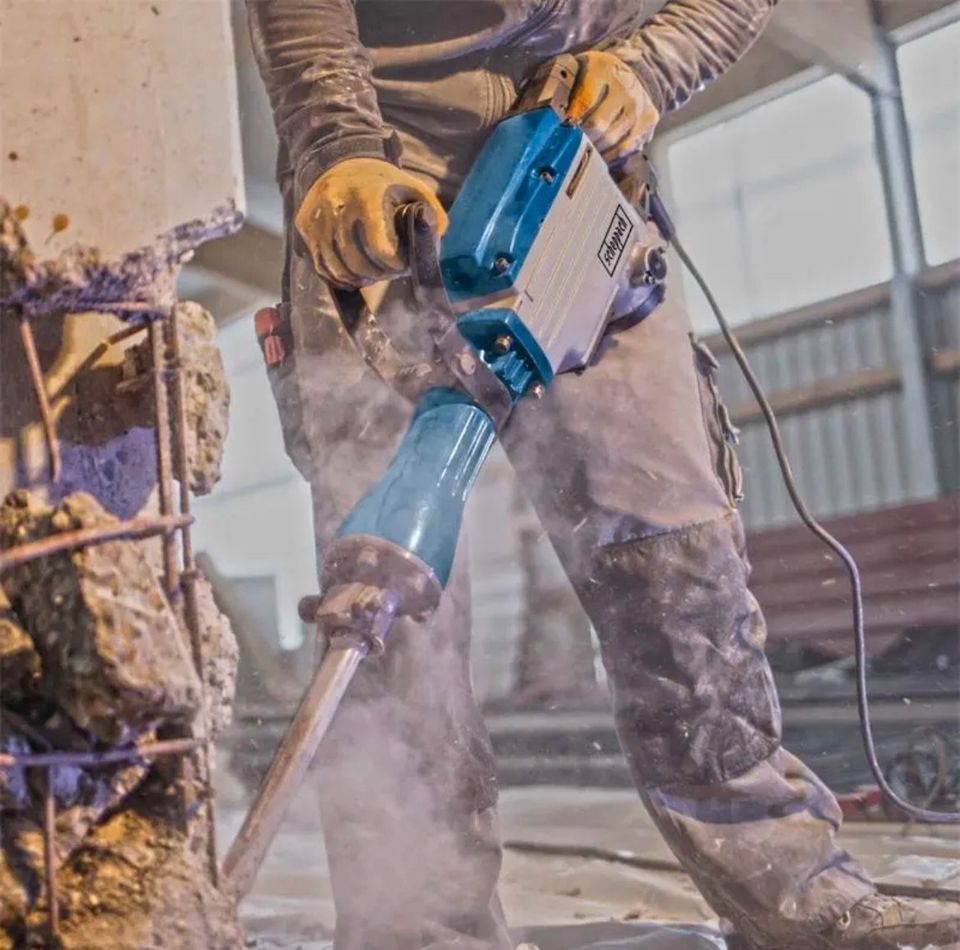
[115,372,154,396]
[0,513,193,573]
[43,767,60,939]
[0,737,200,770]
[150,318,180,595]
[104,302,167,315]
[165,306,221,885]
[18,313,62,483]
[50,321,151,402]
[104,322,151,346]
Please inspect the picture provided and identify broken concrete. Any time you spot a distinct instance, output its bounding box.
[2,775,242,950]
[0,583,40,702]
[119,301,231,495]
[193,572,240,740]
[2,204,241,321]
[174,302,231,496]
[0,199,34,296]
[0,199,241,942]
[0,200,232,516]
[0,490,201,744]
[54,780,241,950]
[0,490,241,946]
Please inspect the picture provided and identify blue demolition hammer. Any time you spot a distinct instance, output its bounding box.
[223,56,672,895]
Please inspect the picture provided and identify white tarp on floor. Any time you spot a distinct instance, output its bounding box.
[216,776,960,948]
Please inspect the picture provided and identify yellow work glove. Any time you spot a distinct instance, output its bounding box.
[566,51,661,163]
[295,157,448,288]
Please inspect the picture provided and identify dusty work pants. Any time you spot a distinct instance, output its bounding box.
[263,216,875,947]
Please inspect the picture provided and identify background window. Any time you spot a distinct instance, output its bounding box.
[898,20,960,267]
[667,74,893,333]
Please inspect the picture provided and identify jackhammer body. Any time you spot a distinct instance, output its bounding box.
[223,58,669,897]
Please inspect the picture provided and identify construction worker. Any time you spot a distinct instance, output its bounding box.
[245,2,960,948]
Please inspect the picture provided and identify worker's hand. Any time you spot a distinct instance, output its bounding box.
[567,51,660,163]
[295,157,448,288]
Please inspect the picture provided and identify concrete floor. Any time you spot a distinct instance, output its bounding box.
[215,769,960,949]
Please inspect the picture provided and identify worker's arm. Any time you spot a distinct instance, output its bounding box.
[246,0,445,287]
[567,0,778,162]
[606,0,780,115]
[246,0,390,199]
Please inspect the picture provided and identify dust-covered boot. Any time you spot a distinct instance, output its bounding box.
[814,893,960,949]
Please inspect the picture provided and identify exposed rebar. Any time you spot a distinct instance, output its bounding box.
[0,514,193,573]
[18,314,62,483]
[166,304,220,885]
[43,767,60,939]
[0,737,200,770]
[49,320,151,403]
[150,318,180,596]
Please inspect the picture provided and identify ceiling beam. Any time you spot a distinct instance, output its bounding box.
[660,0,956,134]
[880,0,959,32]
[763,0,891,94]
[191,221,284,300]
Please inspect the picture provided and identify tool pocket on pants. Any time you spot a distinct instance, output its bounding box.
[691,334,744,507]
[254,303,315,481]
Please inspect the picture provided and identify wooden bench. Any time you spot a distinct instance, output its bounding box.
[746,495,959,656]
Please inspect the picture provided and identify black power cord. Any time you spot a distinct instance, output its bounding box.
[672,234,960,825]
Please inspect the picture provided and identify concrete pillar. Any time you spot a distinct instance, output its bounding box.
[0,0,243,257]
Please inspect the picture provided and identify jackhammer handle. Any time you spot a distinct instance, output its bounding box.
[396,200,439,238]
[396,200,442,280]
[512,53,579,117]
[395,201,450,313]
[327,201,441,345]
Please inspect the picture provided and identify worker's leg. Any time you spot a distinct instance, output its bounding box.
[502,274,875,945]
[261,252,510,950]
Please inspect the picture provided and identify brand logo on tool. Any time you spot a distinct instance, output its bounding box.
[598,206,633,275]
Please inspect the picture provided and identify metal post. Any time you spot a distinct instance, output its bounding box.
[867,5,940,497]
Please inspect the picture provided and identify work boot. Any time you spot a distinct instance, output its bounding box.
[814,893,960,949]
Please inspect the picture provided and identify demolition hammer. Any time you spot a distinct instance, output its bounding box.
[224,53,959,900]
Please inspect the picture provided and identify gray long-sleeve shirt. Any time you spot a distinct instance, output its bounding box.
[247,0,778,204]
